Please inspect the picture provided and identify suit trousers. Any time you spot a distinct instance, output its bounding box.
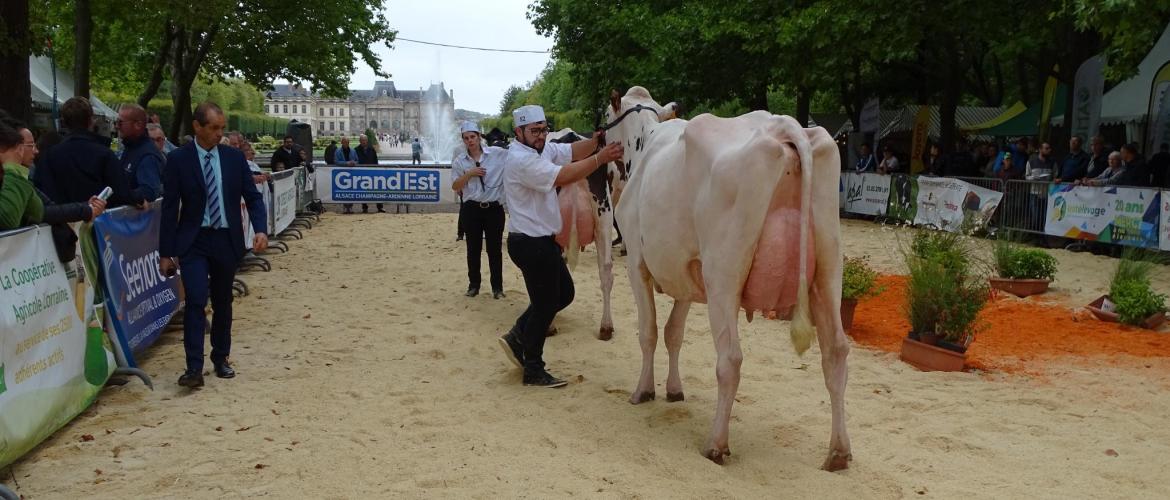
[179,228,238,372]
[461,201,505,291]
[507,233,574,375]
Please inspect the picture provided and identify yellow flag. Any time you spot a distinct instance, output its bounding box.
[910,106,931,174]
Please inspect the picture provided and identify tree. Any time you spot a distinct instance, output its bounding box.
[0,0,32,122]
[499,85,522,117]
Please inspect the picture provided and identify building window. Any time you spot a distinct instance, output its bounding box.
[329,108,334,117]
[340,122,345,131]
[319,108,324,117]
[329,121,335,131]
[264,104,269,113]
[340,109,345,117]
[282,104,288,114]
[302,104,307,114]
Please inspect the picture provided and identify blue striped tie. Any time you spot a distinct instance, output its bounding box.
[203,152,225,228]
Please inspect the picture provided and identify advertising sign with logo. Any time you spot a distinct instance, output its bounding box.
[1046,185,1160,248]
[316,167,454,204]
[843,172,891,216]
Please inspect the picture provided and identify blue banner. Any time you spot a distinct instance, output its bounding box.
[316,166,453,203]
[93,205,182,367]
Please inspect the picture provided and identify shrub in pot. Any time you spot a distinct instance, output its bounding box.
[900,229,988,371]
[990,237,1058,297]
[1089,250,1168,329]
[840,256,883,332]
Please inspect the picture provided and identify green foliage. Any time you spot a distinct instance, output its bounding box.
[910,230,971,275]
[1107,249,1167,326]
[906,256,989,342]
[842,256,884,300]
[1061,0,1170,80]
[1110,279,1167,326]
[993,237,1058,280]
[365,128,379,150]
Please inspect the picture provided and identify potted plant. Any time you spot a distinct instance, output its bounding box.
[1087,250,1167,329]
[990,236,1058,297]
[841,256,883,332]
[900,229,988,371]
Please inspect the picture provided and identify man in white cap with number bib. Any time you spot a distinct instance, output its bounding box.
[497,104,623,388]
[451,120,508,299]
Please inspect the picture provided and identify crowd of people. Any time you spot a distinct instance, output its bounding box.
[853,135,1170,189]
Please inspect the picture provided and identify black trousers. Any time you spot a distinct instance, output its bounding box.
[507,233,574,375]
[461,201,505,290]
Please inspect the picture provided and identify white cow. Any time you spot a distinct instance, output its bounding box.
[610,87,851,470]
[546,128,618,340]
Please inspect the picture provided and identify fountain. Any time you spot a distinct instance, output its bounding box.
[421,91,460,164]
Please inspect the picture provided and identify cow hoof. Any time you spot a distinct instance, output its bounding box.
[703,447,730,465]
[598,326,614,341]
[545,326,558,337]
[822,451,852,472]
[629,391,655,404]
[666,391,685,402]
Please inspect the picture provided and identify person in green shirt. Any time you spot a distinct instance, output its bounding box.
[0,118,44,230]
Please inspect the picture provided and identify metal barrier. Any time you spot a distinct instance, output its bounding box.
[998,180,1050,235]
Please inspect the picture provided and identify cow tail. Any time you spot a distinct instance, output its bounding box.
[787,119,816,356]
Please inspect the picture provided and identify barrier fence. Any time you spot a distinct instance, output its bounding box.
[0,167,321,477]
[840,171,1170,250]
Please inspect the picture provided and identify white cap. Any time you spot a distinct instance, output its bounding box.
[512,105,546,127]
[459,120,480,134]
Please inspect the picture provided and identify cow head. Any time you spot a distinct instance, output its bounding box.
[604,86,675,177]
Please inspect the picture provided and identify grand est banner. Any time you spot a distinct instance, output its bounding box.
[842,172,891,216]
[913,177,1003,231]
[94,205,183,366]
[0,226,114,467]
[1045,185,1161,248]
[315,166,455,204]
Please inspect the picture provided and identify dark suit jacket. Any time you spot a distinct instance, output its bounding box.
[159,142,267,260]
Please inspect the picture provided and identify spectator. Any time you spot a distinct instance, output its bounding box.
[355,135,383,214]
[1025,142,1057,181]
[411,138,422,165]
[146,123,169,155]
[149,113,178,153]
[975,143,995,177]
[117,103,165,202]
[855,143,877,172]
[31,129,63,180]
[877,146,899,174]
[0,118,44,229]
[945,140,976,177]
[335,137,364,214]
[225,131,244,150]
[1085,135,1110,178]
[997,152,1023,180]
[35,97,145,208]
[270,135,302,171]
[240,141,269,184]
[1119,143,1148,186]
[1055,135,1089,183]
[1150,143,1170,188]
[1,118,105,231]
[926,143,945,176]
[324,140,338,166]
[1081,152,1127,186]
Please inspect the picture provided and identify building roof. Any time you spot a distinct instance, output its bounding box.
[266,81,451,103]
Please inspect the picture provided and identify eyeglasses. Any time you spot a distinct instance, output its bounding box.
[526,127,550,136]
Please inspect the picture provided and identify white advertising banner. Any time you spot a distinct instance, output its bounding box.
[842,172,890,216]
[1045,184,1160,248]
[912,177,1003,232]
[273,170,297,234]
[1071,55,1105,141]
[315,166,455,204]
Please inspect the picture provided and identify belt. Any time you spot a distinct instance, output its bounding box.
[464,200,501,209]
[508,232,554,240]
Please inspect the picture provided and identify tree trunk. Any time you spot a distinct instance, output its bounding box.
[940,53,962,156]
[168,25,220,139]
[0,0,33,124]
[137,23,176,107]
[1015,57,1034,105]
[795,86,811,127]
[747,83,769,112]
[73,0,93,98]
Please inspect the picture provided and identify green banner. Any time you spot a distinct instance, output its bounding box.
[0,226,115,468]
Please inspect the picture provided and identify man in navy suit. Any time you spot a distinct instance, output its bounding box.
[159,101,268,388]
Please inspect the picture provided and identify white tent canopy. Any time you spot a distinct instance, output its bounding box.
[1098,23,1170,125]
[29,55,118,120]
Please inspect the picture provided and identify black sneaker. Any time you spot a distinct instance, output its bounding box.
[498,331,524,368]
[523,370,568,388]
[492,290,505,299]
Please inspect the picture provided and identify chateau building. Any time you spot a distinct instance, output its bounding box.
[263,81,454,138]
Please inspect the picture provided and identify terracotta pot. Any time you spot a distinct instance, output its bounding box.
[917,332,941,346]
[840,298,859,332]
[1086,295,1167,329]
[900,337,967,372]
[989,277,1051,298]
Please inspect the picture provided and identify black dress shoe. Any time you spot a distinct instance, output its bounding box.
[178,371,204,388]
[523,370,568,388]
[492,290,505,299]
[213,361,236,379]
[466,286,479,297]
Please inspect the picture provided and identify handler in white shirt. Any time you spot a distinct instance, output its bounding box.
[451,121,508,299]
[497,104,623,388]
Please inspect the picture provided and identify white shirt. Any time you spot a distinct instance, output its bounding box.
[451,146,507,203]
[504,140,572,236]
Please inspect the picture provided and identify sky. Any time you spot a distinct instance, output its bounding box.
[280,0,555,116]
